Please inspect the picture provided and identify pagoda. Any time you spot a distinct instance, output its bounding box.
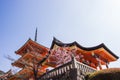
[9,39,49,80]
[8,37,119,80]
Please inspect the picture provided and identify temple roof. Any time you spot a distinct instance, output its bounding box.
[0,70,4,75]
[0,70,12,79]
[15,38,49,56]
[45,37,119,68]
[50,37,119,60]
[12,52,47,68]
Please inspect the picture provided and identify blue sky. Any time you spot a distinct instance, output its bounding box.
[0,0,120,72]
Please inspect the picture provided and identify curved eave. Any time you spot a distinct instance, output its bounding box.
[50,37,119,60]
[15,38,49,55]
[15,38,31,55]
[12,52,46,68]
[12,61,25,68]
[12,53,33,68]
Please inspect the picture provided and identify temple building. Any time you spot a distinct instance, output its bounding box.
[39,38,119,80]
[0,70,12,80]
[8,37,119,80]
[47,38,118,69]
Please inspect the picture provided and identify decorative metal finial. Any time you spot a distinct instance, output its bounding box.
[35,28,37,42]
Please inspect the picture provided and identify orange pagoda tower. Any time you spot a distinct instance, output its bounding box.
[9,39,49,80]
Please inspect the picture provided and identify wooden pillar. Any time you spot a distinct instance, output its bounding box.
[98,59,102,70]
[92,52,102,70]
[105,60,109,69]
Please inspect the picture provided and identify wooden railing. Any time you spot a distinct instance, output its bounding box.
[76,61,96,74]
[39,58,96,80]
[39,61,73,80]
